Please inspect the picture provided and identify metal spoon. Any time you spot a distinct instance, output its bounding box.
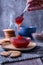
[20,4,30,16]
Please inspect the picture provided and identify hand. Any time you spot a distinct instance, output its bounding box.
[26,0,37,5]
[26,0,43,5]
[26,0,43,11]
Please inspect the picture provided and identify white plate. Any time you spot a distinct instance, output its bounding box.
[2,42,36,51]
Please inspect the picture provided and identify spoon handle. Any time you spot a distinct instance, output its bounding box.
[20,4,30,16]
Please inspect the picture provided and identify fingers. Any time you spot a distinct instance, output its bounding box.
[27,6,43,11]
[26,0,43,11]
[26,0,43,5]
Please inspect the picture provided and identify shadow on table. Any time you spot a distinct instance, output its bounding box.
[22,46,43,54]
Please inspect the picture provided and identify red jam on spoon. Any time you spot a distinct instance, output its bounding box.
[15,16,24,25]
[15,15,24,30]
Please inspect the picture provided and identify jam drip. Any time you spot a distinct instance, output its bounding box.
[15,15,24,30]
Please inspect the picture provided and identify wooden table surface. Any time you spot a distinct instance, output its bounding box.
[3,58,43,65]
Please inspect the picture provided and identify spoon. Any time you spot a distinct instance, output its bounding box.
[20,4,30,16]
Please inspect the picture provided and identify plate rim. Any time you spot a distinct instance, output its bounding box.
[2,42,37,51]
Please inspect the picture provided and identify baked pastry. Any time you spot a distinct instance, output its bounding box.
[0,51,10,57]
[0,38,10,45]
[10,51,21,58]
